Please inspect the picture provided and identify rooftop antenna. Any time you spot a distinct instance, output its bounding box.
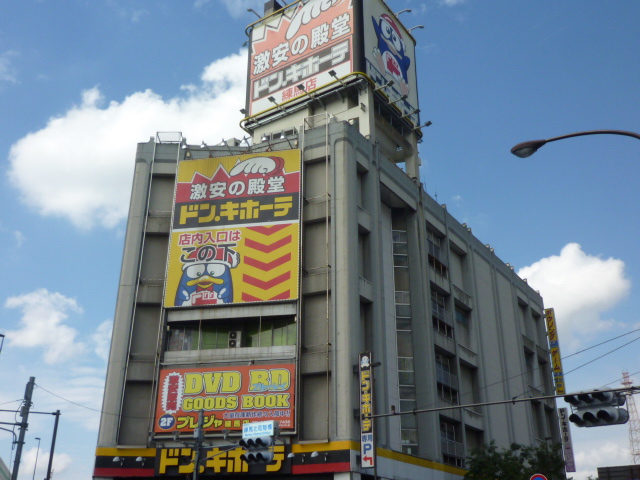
[622,371,640,464]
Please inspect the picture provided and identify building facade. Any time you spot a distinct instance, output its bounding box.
[94,1,560,479]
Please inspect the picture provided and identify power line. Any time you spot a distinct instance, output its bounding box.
[564,327,640,359]
[563,335,640,376]
[31,328,640,423]
[34,384,149,420]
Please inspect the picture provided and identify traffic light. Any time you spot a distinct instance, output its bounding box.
[239,435,275,464]
[564,390,629,427]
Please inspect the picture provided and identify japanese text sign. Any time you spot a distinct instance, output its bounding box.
[558,408,576,472]
[248,0,354,115]
[545,308,566,395]
[156,445,290,475]
[164,150,301,308]
[242,420,277,439]
[154,364,296,434]
[359,352,375,468]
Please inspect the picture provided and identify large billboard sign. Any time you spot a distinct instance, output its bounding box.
[248,0,355,116]
[154,364,296,434]
[164,150,301,308]
[363,1,419,124]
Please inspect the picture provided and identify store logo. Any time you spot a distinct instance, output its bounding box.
[286,0,342,40]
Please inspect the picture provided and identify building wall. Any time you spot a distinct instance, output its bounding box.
[95,120,559,479]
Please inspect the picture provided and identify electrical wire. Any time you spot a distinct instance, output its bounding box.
[31,327,640,422]
[34,384,150,420]
[603,369,640,388]
[563,327,640,359]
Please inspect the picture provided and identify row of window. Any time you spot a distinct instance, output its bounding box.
[166,316,296,351]
[393,227,419,456]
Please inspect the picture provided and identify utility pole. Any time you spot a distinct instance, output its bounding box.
[45,410,60,480]
[192,410,204,480]
[12,376,35,480]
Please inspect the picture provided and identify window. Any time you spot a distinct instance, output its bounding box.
[393,225,418,456]
[166,316,296,351]
[432,292,454,339]
[440,420,464,467]
[455,308,469,326]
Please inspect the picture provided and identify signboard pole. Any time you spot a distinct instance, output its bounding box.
[193,410,204,480]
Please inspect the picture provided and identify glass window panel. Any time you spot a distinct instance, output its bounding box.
[273,319,286,346]
[393,230,407,243]
[399,387,416,400]
[169,326,199,351]
[393,242,408,254]
[396,304,411,317]
[245,322,260,347]
[396,331,413,357]
[200,326,218,350]
[259,321,272,347]
[216,325,232,348]
[401,414,417,429]
[401,429,418,444]
[286,321,297,345]
[400,400,416,412]
[398,357,414,371]
[394,254,408,266]
[394,267,410,290]
[396,318,412,331]
[398,371,415,386]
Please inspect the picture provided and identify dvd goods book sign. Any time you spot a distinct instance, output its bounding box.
[164,150,301,308]
[155,364,296,433]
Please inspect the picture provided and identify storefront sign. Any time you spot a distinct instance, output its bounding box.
[155,364,296,433]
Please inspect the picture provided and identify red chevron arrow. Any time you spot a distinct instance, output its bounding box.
[242,290,292,302]
[245,235,292,253]
[243,271,291,290]
[244,253,292,271]
[247,224,290,236]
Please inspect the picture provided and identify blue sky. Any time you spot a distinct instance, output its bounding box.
[1,0,639,478]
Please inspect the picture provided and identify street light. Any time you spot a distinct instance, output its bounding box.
[32,437,41,480]
[511,129,640,158]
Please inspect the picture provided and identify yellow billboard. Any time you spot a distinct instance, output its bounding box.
[545,308,565,395]
[164,150,301,308]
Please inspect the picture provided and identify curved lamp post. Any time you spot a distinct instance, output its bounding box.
[511,129,640,158]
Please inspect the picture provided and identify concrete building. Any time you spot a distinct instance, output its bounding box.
[0,457,9,480]
[94,1,561,478]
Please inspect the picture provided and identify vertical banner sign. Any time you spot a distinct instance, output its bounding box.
[363,0,420,126]
[544,308,566,394]
[164,150,301,308]
[558,408,577,472]
[359,352,375,468]
[248,0,355,116]
[154,364,296,434]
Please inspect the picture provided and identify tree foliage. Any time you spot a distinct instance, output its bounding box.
[464,441,567,480]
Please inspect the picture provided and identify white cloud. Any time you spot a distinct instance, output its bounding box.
[0,50,18,84]
[518,243,631,349]
[573,439,631,479]
[4,289,86,364]
[92,319,113,361]
[7,50,248,230]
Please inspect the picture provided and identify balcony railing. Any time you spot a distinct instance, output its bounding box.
[436,366,459,389]
[441,438,465,458]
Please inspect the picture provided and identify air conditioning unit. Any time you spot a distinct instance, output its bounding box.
[228,331,242,348]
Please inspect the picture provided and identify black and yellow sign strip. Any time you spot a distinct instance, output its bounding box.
[95,441,466,477]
